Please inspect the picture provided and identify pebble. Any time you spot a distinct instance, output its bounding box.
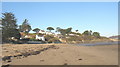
[78,58,82,60]
[63,63,68,65]
[40,60,44,62]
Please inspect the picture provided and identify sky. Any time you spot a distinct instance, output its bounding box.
[2,2,118,37]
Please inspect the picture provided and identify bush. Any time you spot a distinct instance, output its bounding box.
[66,36,82,42]
[70,32,81,36]
[44,35,54,41]
[48,38,60,43]
[44,35,61,43]
[29,38,37,41]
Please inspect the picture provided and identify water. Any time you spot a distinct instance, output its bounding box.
[27,41,46,44]
[75,41,119,46]
[27,41,119,45]
[27,41,62,44]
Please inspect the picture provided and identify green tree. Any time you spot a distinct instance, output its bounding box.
[93,32,100,38]
[56,27,61,32]
[47,27,54,32]
[65,27,72,34]
[19,19,32,33]
[82,30,92,36]
[59,29,66,35]
[56,27,72,35]
[89,30,92,35]
[2,13,17,29]
[75,30,78,32]
[82,30,89,35]
[2,12,21,42]
[33,28,40,33]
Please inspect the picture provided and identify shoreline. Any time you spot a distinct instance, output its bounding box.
[2,40,118,45]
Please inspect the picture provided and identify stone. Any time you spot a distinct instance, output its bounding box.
[78,59,82,60]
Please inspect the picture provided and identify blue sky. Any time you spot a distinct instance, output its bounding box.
[2,2,118,37]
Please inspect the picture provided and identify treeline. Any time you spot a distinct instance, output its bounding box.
[1,12,108,43]
[33,27,100,38]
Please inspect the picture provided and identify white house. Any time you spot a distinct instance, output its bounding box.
[36,35,45,41]
[38,30,46,34]
[46,31,55,35]
[38,30,55,35]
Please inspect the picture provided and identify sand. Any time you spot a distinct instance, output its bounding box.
[2,44,118,65]
[2,44,56,57]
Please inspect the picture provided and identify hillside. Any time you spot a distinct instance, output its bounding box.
[109,35,120,39]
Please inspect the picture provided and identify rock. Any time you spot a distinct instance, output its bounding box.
[78,58,82,60]
[31,51,40,55]
[40,49,45,51]
[17,56,22,59]
[21,53,31,57]
[2,64,10,67]
[44,48,48,50]
[2,56,12,61]
[7,60,11,63]
[13,55,17,57]
[63,63,68,65]
[5,50,9,52]
[40,60,44,62]
[49,45,55,48]
[17,54,23,56]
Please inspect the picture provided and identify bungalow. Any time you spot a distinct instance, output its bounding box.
[20,32,34,39]
[38,30,55,35]
[38,30,46,34]
[36,35,45,41]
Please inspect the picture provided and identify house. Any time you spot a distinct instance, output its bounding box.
[20,32,34,39]
[36,35,45,41]
[69,34,76,36]
[54,34,64,38]
[46,31,55,35]
[38,30,46,34]
[38,30,55,35]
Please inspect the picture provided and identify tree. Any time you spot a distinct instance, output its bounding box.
[93,32,100,38]
[82,30,89,35]
[56,27,61,32]
[56,27,72,35]
[82,30,92,36]
[89,30,92,35]
[33,28,40,33]
[47,27,54,32]
[2,12,21,42]
[59,29,66,35]
[19,19,32,33]
[3,28,21,39]
[65,27,72,34]
[75,30,78,32]
[2,12,17,29]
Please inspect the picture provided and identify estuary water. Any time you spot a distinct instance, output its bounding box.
[75,41,119,46]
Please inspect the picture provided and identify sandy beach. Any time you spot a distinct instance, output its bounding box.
[2,43,118,65]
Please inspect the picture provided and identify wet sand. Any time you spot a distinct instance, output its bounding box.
[2,44,118,65]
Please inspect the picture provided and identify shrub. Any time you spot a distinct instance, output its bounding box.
[48,38,60,43]
[44,35,61,43]
[66,36,82,42]
[44,35,54,41]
